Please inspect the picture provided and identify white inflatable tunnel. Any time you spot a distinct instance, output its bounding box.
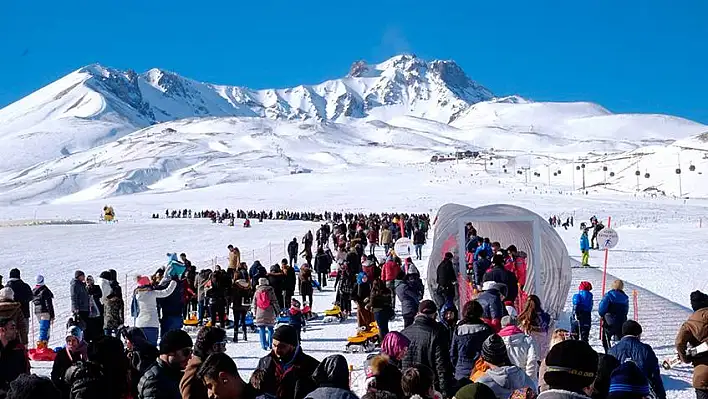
[426,203,571,318]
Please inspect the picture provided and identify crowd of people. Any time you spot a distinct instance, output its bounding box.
[0,213,707,399]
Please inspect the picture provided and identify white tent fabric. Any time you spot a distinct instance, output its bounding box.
[426,203,571,318]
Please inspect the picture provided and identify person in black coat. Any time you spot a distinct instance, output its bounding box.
[0,317,30,396]
[267,265,285,310]
[400,300,454,398]
[254,326,319,399]
[121,327,159,399]
[395,273,424,328]
[281,260,296,307]
[435,253,457,310]
[52,327,88,399]
[205,271,228,329]
[287,238,299,267]
[314,248,332,288]
[231,279,252,343]
[5,268,33,322]
[482,255,519,304]
[137,329,192,399]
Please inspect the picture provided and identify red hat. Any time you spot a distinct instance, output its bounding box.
[579,281,593,291]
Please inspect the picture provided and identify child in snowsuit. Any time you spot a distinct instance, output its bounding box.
[571,281,593,342]
[288,298,305,344]
[580,229,590,266]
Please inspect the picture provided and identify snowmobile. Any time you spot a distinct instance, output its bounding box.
[323,304,346,323]
[344,322,379,353]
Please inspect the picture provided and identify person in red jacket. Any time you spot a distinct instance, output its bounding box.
[505,245,528,290]
[366,228,378,256]
[381,256,402,310]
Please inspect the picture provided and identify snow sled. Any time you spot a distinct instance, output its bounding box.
[276,311,290,325]
[329,270,338,279]
[662,356,680,370]
[323,305,345,323]
[206,314,234,329]
[28,347,57,361]
[184,311,199,327]
[344,323,379,353]
[312,279,322,291]
[245,312,258,333]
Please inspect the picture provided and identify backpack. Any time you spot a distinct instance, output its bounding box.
[130,294,139,318]
[256,290,271,310]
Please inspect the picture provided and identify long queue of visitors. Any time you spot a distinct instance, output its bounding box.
[0,213,706,399]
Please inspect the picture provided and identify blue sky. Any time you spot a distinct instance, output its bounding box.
[1,0,707,123]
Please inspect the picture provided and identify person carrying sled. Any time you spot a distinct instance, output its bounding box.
[32,275,54,349]
[580,228,590,267]
[599,279,629,351]
[571,281,593,343]
[676,290,708,399]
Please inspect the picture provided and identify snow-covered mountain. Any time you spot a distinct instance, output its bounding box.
[1,54,707,204]
[0,55,493,171]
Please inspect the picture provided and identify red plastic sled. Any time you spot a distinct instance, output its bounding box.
[28,347,57,361]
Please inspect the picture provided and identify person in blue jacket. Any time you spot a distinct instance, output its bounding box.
[608,320,666,399]
[580,229,590,266]
[571,281,593,342]
[599,279,630,351]
[474,238,493,261]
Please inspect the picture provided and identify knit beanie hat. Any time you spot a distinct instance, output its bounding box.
[136,276,151,287]
[0,287,14,301]
[74,270,85,279]
[453,382,497,399]
[9,268,20,279]
[481,334,511,366]
[622,320,642,337]
[272,325,298,347]
[544,340,598,390]
[607,362,650,399]
[579,281,593,291]
[66,326,84,342]
[159,329,193,355]
[690,290,708,312]
[35,275,45,286]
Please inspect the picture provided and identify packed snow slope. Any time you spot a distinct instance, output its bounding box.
[1,54,706,203]
[1,166,707,398]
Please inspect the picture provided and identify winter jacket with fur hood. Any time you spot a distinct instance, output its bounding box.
[450,320,494,380]
[498,325,539,383]
[252,283,280,327]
